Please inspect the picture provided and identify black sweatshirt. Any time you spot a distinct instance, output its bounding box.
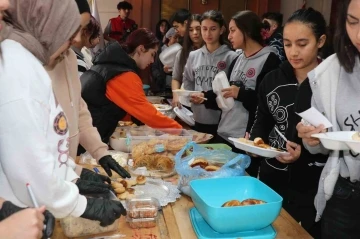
[250,61,327,191]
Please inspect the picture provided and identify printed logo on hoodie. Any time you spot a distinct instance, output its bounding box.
[194,65,220,88]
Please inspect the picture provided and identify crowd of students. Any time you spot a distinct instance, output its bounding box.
[0,0,360,238]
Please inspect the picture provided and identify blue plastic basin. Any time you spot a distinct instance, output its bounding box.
[143,84,150,95]
[190,176,283,233]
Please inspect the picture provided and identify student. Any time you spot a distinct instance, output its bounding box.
[0,0,125,226]
[81,28,182,145]
[47,0,130,179]
[250,8,328,237]
[171,14,203,108]
[183,10,238,136]
[296,0,360,237]
[104,1,137,43]
[262,12,286,61]
[155,19,170,44]
[0,1,54,238]
[72,15,101,76]
[171,8,191,38]
[214,11,280,177]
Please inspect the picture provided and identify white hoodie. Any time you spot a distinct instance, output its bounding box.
[0,39,87,218]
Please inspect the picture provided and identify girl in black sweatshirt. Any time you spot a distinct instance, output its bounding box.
[249,8,328,237]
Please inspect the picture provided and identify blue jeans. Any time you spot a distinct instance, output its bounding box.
[321,176,360,239]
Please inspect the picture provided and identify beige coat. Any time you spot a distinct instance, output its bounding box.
[46,49,108,167]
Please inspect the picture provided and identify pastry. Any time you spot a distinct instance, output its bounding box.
[241,199,266,206]
[221,200,242,207]
[114,187,126,194]
[352,132,360,141]
[111,182,123,189]
[190,158,209,169]
[136,175,146,185]
[204,165,221,172]
[155,156,174,171]
[127,179,137,187]
[166,138,188,151]
[126,194,136,200]
[254,137,265,146]
[126,188,135,194]
[119,180,129,188]
[117,191,129,200]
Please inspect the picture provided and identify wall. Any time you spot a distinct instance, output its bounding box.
[95,0,160,33]
[281,0,332,24]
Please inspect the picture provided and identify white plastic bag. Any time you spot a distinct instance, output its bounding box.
[212,71,234,111]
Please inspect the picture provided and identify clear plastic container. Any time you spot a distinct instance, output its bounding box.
[127,217,157,229]
[128,128,192,172]
[60,217,120,238]
[126,197,160,218]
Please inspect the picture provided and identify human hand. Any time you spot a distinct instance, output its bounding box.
[81,198,126,227]
[163,65,172,73]
[296,122,326,147]
[190,93,205,104]
[221,85,240,99]
[172,94,182,108]
[0,206,45,239]
[76,179,113,196]
[80,168,111,184]
[276,141,301,164]
[99,155,131,178]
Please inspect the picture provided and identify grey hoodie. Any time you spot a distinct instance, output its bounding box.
[183,45,238,124]
[218,46,277,141]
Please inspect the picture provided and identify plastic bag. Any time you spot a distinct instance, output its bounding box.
[175,142,251,196]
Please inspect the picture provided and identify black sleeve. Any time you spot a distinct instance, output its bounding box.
[151,54,166,90]
[249,79,276,142]
[239,53,281,133]
[227,56,239,79]
[202,90,220,110]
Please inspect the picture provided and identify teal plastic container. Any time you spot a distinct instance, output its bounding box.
[143,84,150,95]
[190,176,283,233]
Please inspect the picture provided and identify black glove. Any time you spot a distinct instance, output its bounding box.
[99,155,131,178]
[0,201,55,239]
[42,210,55,239]
[80,168,111,184]
[76,179,112,196]
[81,198,126,226]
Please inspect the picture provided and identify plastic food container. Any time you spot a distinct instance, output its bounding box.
[127,217,157,229]
[190,176,283,233]
[60,217,120,238]
[126,197,160,218]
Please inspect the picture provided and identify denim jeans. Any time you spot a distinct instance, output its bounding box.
[321,176,360,239]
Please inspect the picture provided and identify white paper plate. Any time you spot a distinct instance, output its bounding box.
[159,43,182,66]
[229,137,288,158]
[311,131,360,153]
[174,107,195,126]
[172,89,201,97]
[153,104,172,112]
[212,71,234,111]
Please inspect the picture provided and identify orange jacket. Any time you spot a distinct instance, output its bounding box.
[106,72,182,129]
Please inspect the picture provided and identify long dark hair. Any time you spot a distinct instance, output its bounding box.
[200,10,231,48]
[178,14,203,79]
[285,8,327,57]
[155,19,170,41]
[231,10,267,46]
[122,28,159,54]
[333,0,359,73]
[83,16,101,45]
